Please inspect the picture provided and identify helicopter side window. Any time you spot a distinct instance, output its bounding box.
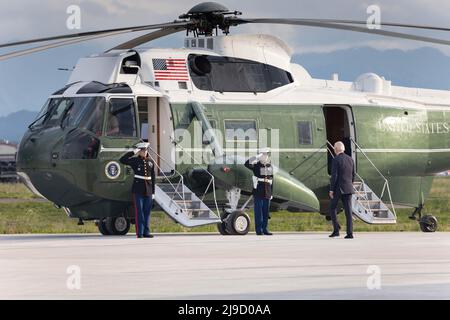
[106,98,137,137]
[224,120,257,141]
[189,54,293,93]
[297,121,313,145]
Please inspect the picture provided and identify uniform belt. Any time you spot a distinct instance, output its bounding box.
[135,175,152,180]
[257,177,273,184]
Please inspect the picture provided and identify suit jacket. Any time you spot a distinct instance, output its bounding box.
[244,159,274,199]
[330,153,355,195]
[120,152,156,196]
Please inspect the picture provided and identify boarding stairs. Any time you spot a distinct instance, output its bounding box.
[352,181,396,224]
[290,139,397,224]
[349,138,397,224]
[147,145,221,228]
[155,182,221,227]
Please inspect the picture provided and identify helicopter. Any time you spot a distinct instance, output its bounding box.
[2,2,449,235]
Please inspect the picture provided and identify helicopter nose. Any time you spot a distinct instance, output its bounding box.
[17,131,57,170]
[17,130,78,205]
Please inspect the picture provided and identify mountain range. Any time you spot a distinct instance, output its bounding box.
[0,110,38,143]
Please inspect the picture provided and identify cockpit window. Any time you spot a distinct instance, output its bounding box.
[46,99,72,127]
[188,54,293,93]
[106,98,137,137]
[29,99,52,128]
[29,97,106,134]
[62,97,104,129]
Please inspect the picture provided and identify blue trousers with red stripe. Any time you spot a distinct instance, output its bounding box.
[254,196,270,234]
[133,194,152,237]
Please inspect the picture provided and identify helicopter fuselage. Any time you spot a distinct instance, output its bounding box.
[16,34,450,222]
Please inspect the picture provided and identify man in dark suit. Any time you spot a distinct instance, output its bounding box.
[120,142,156,238]
[329,141,355,239]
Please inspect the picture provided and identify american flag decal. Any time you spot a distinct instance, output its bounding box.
[152,58,189,81]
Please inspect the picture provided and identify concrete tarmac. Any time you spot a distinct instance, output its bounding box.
[1,232,450,299]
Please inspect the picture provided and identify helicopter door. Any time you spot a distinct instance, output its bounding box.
[323,105,356,174]
[137,96,175,175]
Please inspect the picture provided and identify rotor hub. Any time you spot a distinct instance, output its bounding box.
[179,2,242,36]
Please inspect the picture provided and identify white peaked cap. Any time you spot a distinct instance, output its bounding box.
[135,142,150,149]
[259,147,271,154]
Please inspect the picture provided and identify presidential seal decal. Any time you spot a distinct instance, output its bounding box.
[105,161,121,179]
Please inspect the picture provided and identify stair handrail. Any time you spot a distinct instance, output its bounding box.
[146,144,188,213]
[170,138,221,219]
[349,138,396,216]
[289,142,329,175]
[326,140,374,214]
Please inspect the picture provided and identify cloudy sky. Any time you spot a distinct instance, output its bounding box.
[1,0,450,116]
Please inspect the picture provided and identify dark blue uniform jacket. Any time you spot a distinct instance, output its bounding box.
[120,152,156,196]
[244,160,274,199]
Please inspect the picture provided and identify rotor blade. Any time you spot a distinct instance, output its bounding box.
[235,18,450,46]
[307,19,450,32]
[0,30,134,61]
[107,27,184,51]
[0,21,188,49]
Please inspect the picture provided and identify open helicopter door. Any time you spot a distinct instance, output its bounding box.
[323,105,397,224]
[136,97,220,228]
[323,105,356,174]
[137,96,175,175]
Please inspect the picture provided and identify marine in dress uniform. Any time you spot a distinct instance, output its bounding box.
[244,148,274,236]
[120,142,156,238]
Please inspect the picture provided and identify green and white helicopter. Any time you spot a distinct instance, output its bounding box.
[2,2,449,235]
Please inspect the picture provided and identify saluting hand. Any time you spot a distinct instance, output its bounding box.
[329,191,334,199]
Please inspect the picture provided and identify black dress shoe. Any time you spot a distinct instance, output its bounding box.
[263,231,273,236]
[256,232,263,236]
[143,234,154,238]
[329,232,340,238]
[345,234,354,239]
[137,235,143,238]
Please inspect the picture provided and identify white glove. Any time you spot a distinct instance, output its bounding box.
[152,194,155,200]
[249,154,262,165]
[270,196,273,200]
[133,148,140,154]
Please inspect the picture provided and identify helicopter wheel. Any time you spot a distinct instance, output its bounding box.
[217,212,231,235]
[97,218,111,236]
[105,217,131,236]
[225,210,251,235]
[419,215,438,233]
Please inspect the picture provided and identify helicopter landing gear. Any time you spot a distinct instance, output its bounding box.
[409,205,438,233]
[217,210,250,235]
[97,218,110,236]
[96,217,131,236]
[225,210,251,235]
[217,212,230,235]
[217,188,251,235]
[419,215,438,233]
